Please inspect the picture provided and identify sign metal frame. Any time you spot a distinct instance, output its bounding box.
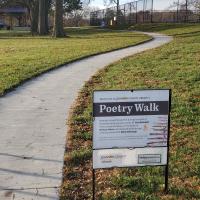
[92,89,171,200]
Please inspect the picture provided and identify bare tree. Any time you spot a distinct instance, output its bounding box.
[65,4,91,26]
[104,0,120,24]
[188,0,200,10]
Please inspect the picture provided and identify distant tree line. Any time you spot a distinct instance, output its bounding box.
[171,0,200,10]
[0,0,82,37]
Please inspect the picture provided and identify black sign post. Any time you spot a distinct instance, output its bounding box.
[165,89,171,193]
[92,169,95,200]
[92,89,171,198]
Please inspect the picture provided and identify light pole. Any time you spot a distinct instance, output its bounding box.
[151,0,154,23]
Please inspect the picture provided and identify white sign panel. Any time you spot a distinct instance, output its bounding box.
[93,147,167,169]
[93,90,170,169]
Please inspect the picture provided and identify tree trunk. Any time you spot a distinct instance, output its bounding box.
[53,0,65,37]
[116,0,119,25]
[38,0,48,35]
[30,2,39,35]
[45,0,51,32]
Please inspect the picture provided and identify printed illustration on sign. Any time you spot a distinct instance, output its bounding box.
[148,116,168,147]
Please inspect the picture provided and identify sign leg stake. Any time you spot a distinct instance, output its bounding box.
[93,169,96,200]
[164,164,169,193]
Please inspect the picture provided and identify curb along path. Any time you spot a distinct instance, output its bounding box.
[0,32,172,200]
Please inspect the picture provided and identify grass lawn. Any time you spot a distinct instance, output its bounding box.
[0,27,150,96]
[61,24,200,199]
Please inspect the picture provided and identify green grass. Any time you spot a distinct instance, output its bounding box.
[130,23,200,36]
[68,148,92,166]
[0,27,150,95]
[61,23,200,199]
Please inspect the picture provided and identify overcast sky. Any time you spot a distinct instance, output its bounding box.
[90,0,179,10]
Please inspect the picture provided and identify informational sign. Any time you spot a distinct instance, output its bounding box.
[93,90,170,169]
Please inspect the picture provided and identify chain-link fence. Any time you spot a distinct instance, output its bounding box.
[90,0,200,26]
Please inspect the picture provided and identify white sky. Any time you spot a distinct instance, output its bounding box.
[90,0,181,10]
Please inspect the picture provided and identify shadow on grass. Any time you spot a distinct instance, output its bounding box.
[0,33,146,41]
[0,27,107,38]
[0,27,138,40]
[69,34,147,40]
[65,27,112,36]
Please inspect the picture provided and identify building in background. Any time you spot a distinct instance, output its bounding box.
[0,6,29,29]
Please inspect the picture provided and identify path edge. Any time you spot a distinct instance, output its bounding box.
[0,36,154,98]
[60,32,173,199]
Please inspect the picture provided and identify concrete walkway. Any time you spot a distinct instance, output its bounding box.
[0,32,172,200]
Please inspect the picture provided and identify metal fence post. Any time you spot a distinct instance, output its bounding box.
[136,1,138,24]
[143,0,145,23]
[185,0,188,22]
[151,0,154,23]
[129,3,132,25]
[124,4,126,25]
[177,0,179,22]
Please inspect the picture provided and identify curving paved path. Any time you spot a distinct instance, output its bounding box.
[0,32,172,200]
